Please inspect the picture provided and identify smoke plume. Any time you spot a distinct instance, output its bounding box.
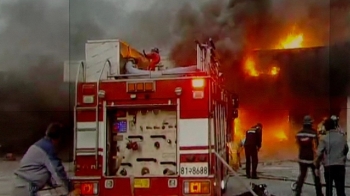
[170,0,350,66]
[170,0,350,112]
[169,0,350,160]
[0,0,193,156]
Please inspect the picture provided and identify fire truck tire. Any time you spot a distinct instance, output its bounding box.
[221,180,227,193]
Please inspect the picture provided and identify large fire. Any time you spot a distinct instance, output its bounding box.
[277,33,304,49]
[234,109,296,160]
[243,56,281,77]
[244,56,259,77]
[244,29,305,77]
[234,117,289,143]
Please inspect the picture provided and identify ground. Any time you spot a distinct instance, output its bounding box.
[1,159,350,196]
[225,160,350,196]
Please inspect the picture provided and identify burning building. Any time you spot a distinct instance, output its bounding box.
[233,39,350,160]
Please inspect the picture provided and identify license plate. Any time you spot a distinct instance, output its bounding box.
[134,179,150,188]
[180,162,209,177]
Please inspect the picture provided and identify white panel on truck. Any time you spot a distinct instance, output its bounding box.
[85,39,120,82]
[115,109,177,177]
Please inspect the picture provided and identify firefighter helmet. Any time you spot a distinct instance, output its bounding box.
[256,123,262,129]
[331,115,339,121]
[152,47,159,53]
[303,115,314,124]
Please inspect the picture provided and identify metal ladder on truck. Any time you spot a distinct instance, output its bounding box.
[73,60,112,170]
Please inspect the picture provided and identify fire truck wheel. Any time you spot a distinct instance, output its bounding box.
[221,180,227,193]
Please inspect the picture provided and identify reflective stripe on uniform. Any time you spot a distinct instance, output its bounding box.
[296,133,316,137]
[298,159,314,164]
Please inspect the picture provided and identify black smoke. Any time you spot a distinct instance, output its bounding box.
[169,0,350,155]
[169,0,350,105]
[0,0,193,159]
[170,0,350,71]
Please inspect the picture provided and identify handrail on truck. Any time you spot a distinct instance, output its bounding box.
[213,151,258,196]
[73,61,86,164]
[106,69,202,79]
[95,59,112,168]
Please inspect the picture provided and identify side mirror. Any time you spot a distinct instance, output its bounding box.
[232,97,239,108]
[233,109,238,119]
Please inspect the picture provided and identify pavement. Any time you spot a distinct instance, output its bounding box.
[1,159,350,196]
[226,160,350,196]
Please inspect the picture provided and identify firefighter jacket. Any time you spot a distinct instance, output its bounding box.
[316,129,349,166]
[227,140,243,171]
[144,52,160,70]
[244,127,262,149]
[296,127,319,164]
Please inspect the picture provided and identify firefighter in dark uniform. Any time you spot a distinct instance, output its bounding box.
[331,114,346,135]
[295,115,323,196]
[244,123,262,179]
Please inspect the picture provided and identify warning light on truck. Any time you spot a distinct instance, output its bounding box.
[192,78,205,88]
[183,180,210,194]
[74,182,99,195]
[127,82,155,92]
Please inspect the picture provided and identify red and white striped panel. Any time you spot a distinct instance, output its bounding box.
[76,122,106,156]
[178,118,215,153]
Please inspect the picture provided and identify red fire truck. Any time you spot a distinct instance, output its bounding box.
[71,39,239,195]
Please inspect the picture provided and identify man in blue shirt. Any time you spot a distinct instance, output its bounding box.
[11,122,75,196]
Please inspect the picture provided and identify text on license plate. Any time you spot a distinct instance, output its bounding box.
[134,179,150,188]
[180,163,209,176]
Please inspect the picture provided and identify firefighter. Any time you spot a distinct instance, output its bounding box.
[244,123,262,179]
[227,137,244,171]
[295,115,323,196]
[11,123,78,196]
[331,114,346,135]
[315,118,348,196]
[143,47,160,71]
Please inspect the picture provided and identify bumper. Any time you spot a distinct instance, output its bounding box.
[71,176,218,196]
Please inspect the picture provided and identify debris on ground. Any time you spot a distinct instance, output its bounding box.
[235,183,276,196]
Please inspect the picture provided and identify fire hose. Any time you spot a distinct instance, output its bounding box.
[239,159,350,190]
[213,151,258,196]
[236,172,350,190]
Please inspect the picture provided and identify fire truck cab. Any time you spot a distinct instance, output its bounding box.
[71,39,239,196]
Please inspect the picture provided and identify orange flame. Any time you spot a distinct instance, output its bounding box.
[244,56,280,77]
[244,56,259,77]
[275,131,288,141]
[279,33,303,49]
[270,66,280,76]
[276,27,304,49]
[244,28,306,77]
[233,117,244,141]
